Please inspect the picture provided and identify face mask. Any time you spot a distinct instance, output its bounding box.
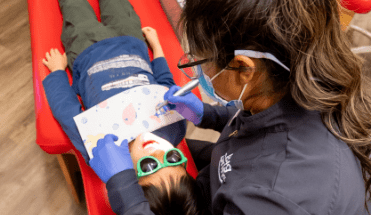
[198,49,290,110]
[198,65,248,110]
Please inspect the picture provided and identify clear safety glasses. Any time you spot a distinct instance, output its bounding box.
[177,53,211,79]
[177,50,290,78]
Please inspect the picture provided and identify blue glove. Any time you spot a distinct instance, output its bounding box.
[164,85,204,125]
[89,134,133,183]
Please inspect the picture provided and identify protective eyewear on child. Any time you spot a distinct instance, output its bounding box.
[137,148,188,178]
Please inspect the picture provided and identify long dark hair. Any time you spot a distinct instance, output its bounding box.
[180,0,371,209]
[141,173,210,215]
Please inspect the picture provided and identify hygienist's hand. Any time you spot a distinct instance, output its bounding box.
[164,85,204,125]
[42,48,67,72]
[89,134,134,183]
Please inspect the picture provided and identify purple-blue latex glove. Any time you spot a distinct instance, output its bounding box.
[164,85,204,125]
[89,134,133,183]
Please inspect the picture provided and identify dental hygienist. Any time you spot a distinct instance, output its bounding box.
[162,0,371,214]
[89,0,371,214]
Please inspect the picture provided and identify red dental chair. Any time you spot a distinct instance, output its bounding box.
[28,0,200,214]
[338,0,371,31]
[340,0,371,14]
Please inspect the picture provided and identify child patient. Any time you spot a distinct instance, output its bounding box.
[41,0,206,214]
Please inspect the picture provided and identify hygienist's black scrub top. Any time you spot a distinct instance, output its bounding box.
[194,94,366,215]
[103,94,367,215]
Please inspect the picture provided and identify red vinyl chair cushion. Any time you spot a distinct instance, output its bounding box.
[28,0,200,214]
[340,0,371,13]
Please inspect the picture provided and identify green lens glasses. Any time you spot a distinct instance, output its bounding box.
[137,148,188,179]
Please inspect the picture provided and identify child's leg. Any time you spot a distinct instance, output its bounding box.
[98,0,146,43]
[59,0,119,70]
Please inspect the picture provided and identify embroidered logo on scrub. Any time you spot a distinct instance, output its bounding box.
[218,152,233,183]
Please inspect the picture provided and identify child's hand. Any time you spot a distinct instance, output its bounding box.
[142,27,164,58]
[42,48,67,72]
[142,27,160,48]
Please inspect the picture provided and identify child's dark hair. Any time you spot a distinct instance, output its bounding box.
[141,173,210,215]
[180,0,371,210]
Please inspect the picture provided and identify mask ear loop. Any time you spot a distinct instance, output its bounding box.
[210,68,226,81]
[238,84,248,105]
[227,83,248,127]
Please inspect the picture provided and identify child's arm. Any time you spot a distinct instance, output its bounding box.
[142,27,164,59]
[42,49,89,162]
[142,27,175,88]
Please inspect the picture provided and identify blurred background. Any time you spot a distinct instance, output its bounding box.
[0,0,369,214]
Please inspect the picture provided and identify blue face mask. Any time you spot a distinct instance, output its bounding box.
[198,66,247,110]
[198,50,290,110]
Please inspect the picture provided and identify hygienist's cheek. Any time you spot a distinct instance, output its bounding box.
[214,75,233,100]
[201,63,214,78]
[204,61,220,76]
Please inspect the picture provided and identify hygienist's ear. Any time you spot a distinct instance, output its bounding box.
[233,55,256,84]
